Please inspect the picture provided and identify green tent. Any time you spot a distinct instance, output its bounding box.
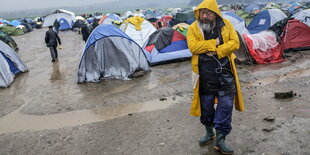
[235,10,254,26]
[175,11,195,23]
[0,29,19,51]
[0,25,24,36]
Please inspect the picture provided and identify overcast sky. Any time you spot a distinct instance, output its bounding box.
[0,0,114,11]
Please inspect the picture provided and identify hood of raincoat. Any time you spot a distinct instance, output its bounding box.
[194,0,223,21]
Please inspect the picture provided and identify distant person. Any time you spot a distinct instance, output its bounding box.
[92,18,99,29]
[81,24,90,43]
[53,19,60,33]
[45,26,62,62]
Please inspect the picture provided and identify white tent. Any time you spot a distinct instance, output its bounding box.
[293,10,310,27]
[43,9,75,27]
[120,17,156,47]
[0,40,28,87]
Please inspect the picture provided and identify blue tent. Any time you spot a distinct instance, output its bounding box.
[78,24,150,83]
[0,20,10,24]
[58,18,72,30]
[245,4,261,14]
[247,9,287,34]
[9,20,21,27]
[87,18,94,24]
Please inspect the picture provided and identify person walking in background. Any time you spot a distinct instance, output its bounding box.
[187,0,244,154]
[81,24,90,43]
[53,19,60,33]
[45,26,61,62]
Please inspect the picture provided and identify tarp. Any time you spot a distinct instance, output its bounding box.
[0,40,28,87]
[243,30,284,64]
[78,24,150,83]
[247,9,287,34]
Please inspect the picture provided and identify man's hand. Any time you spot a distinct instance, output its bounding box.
[216,37,220,46]
[206,51,216,56]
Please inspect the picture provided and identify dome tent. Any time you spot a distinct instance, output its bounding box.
[78,24,150,83]
[143,27,192,65]
[0,40,28,87]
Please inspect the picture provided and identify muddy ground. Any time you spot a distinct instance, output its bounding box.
[0,29,309,155]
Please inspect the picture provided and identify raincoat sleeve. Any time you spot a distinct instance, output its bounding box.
[187,25,217,55]
[215,21,240,59]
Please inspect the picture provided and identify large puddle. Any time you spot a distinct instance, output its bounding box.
[0,97,179,135]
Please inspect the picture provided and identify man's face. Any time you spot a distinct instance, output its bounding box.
[199,9,216,23]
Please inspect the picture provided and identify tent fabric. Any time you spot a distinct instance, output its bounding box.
[222,11,250,34]
[0,29,19,51]
[234,32,254,64]
[172,23,189,36]
[43,9,75,28]
[244,4,261,14]
[101,14,123,25]
[247,9,287,34]
[0,25,24,36]
[282,19,310,52]
[0,40,28,87]
[156,16,173,28]
[243,31,284,64]
[58,18,72,30]
[72,19,85,29]
[78,24,150,83]
[146,27,174,51]
[292,10,310,27]
[120,17,156,47]
[175,11,195,24]
[143,28,191,65]
[10,20,21,27]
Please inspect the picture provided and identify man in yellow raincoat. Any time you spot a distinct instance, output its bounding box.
[187,0,244,154]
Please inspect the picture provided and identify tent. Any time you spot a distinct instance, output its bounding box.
[78,24,150,83]
[120,16,156,47]
[247,9,287,34]
[0,29,19,51]
[143,27,192,65]
[155,16,173,29]
[282,19,310,52]
[58,18,72,30]
[222,11,249,34]
[72,19,85,29]
[0,25,24,36]
[0,40,28,87]
[20,22,33,33]
[9,20,21,27]
[172,23,189,36]
[175,11,195,25]
[244,4,261,14]
[43,9,75,28]
[100,14,123,25]
[292,10,310,27]
[235,10,254,26]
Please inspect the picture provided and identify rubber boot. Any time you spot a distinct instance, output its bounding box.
[199,126,215,146]
[214,130,234,154]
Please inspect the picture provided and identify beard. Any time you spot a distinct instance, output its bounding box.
[199,19,215,33]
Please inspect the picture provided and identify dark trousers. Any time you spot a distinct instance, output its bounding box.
[49,46,58,60]
[200,94,234,135]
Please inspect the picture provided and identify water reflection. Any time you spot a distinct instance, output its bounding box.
[50,63,61,81]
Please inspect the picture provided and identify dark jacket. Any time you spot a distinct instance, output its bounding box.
[45,29,61,47]
[81,24,90,41]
